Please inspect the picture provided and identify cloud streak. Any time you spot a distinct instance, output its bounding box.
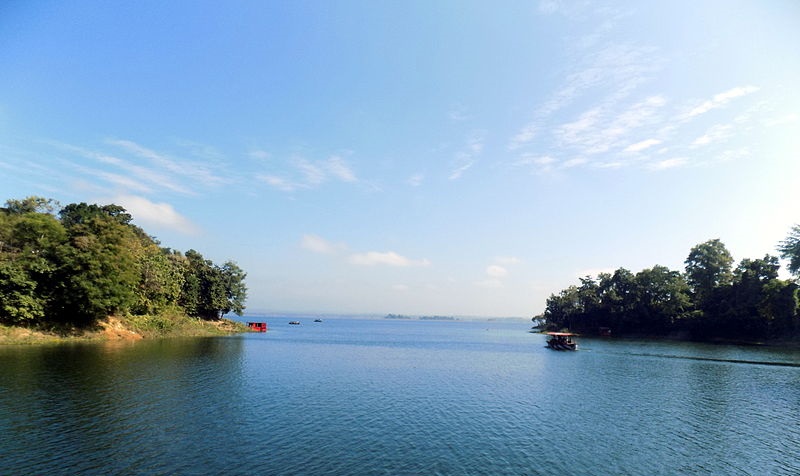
[686,86,759,118]
[349,251,431,267]
[261,155,359,192]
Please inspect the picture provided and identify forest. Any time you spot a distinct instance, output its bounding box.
[540,229,800,342]
[0,197,247,328]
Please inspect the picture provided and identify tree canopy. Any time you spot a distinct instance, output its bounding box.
[539,231,799,342]
[0,197,247,327]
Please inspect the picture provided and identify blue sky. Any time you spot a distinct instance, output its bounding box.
[1,0,799,317]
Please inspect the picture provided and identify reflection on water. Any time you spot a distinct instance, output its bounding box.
[1,319,799,475]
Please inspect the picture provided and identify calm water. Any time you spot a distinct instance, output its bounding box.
[1,318,799,475]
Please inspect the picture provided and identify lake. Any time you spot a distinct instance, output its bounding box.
[1,317,799,475]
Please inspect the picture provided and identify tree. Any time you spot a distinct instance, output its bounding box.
[220,261,247,316]
[179,250,246,319]
[778,225,800,277]
[0,261,46,324]
[53,209,139,324]
[685,239,734,304]
[3,196,59,215]
[634,265,692,333]
[59,202,133,228]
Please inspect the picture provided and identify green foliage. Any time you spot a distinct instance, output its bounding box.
[778,224,800,277]
[178,251,247,319]
[0,261,45,324]
[685,239,734,304]
[0,196,248,328]
[543,238,799,342]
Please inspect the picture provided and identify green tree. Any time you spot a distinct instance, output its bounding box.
[634,265,692,334]
[778,224,800,277]
[53,210,139,324]
[179,250,245,320]
[685,239,734,305]
[0,208,67,324]
[220,260,247,316]
[0,261,45,324]
[3,196,60,215]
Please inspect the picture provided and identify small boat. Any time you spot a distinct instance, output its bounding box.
[314,319,323,323]
[288,321,301,325]
[545,332,578,351]
[246,322,268,332]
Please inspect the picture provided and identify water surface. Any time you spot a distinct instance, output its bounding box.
[1,318,798,475]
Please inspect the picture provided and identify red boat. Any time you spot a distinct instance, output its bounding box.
[247,322,268,332]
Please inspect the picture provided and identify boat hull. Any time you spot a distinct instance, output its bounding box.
[546,341,577,351]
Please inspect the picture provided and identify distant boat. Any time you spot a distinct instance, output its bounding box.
[545,332,578,351]
[314,319,322,323]
[289,321,301,325]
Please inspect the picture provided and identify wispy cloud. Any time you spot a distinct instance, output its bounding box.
[261,155,359,192]
[349,251,430,267]
[257,174,300,192]
[690,124,733,148]
[649,158,688,171]
[301,234,346,254]
[449,133,484,180]
[624,138,662,153]
[486,265,508,278]
[109,139,229,189]
[407,173,425,187]
[448,104,472,122]
[508,123,537,150]
[685,86,759,118]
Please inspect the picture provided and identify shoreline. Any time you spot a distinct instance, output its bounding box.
[540,330,800,348]
[0,314,249,345]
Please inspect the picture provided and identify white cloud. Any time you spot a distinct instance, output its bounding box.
[538,0,560,15]
[508,123,537,150]
[486,265,508,278]
[690,124,733,148]
[448,104,471,121]
[114,195,200,235]
[109,139,228,189]
[326,156,357,182]
[301,234,346,254]
[649,158,688,171]
[295,158,326,185]
[449,134,483,180]
[349,251,430,267]
[563,158,588,168]
[407,173,424,187]
[257,174,300,192]
[259,155,358,192]
[556,96,667,156]
[624,138,662,153]
[686,85,759,118]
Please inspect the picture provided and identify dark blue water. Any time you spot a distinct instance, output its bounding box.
[1,318,799,475]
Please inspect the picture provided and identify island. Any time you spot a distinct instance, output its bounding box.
[0,197,249,344]
[537,232,800,344]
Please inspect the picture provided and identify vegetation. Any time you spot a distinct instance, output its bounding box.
[0,196,248,336]
[539,231,800,343]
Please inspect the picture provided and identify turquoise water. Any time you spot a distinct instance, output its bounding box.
[1,318,799,475]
